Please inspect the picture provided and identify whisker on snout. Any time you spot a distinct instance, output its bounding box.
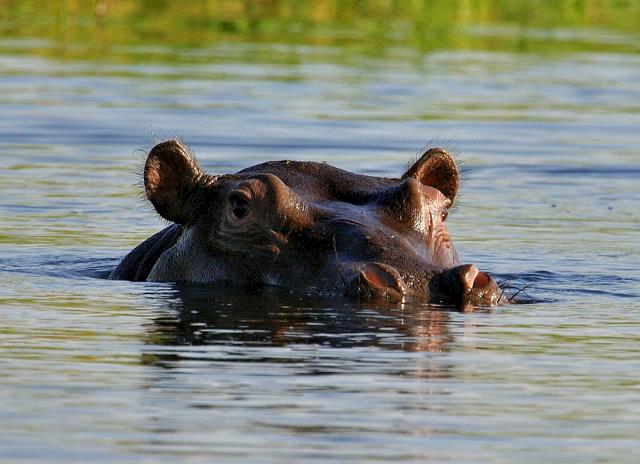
[496,278,535,304]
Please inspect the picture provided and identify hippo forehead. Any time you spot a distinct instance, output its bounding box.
[218,160,452,220]
[233,160,398,201]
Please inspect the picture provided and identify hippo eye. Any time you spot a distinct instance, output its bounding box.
[229,195,250,220]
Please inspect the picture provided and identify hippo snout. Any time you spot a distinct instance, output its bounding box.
[430,264,505,308]
[346,262,505,307]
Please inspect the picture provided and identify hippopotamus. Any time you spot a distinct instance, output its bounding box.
[109,140,504,307]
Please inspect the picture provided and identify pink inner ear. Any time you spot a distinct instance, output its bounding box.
[402,148,459,204]
[417,173,441,190]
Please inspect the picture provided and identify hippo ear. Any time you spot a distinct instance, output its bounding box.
[402,148,459,205]
[144,140,204,224]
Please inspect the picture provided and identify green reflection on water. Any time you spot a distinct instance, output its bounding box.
[1,0,639,63]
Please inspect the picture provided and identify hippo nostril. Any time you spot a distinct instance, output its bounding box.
[361,263,404,291]
[362,265,395,288]
[473,271,491,289]
[459,264,479,290]
[432,264,504,307]
[349,262,405,301]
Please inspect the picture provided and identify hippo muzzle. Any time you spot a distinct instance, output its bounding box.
[348,261,504,307]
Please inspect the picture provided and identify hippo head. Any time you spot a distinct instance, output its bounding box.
[111,139,504,307]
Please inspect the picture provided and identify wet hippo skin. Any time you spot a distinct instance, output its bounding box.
[110,140,504,307]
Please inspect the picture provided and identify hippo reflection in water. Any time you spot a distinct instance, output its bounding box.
[109,140,504,307]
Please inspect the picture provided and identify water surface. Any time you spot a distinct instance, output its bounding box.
[1,3,639,463]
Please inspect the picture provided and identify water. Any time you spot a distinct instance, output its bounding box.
[1,4,640,463]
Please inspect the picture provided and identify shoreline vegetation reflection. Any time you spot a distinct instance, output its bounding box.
[1,0,639,65]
